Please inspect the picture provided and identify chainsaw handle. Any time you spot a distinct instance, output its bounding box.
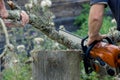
[81,36,98,74]
[81,36,88,53]
[85,40,98,57]
[81,36,114,57]
[86,37,114,57]
[81,36,114,74]
[104,37,114,44]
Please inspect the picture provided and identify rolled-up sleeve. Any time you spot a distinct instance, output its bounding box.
[90,0,108,7]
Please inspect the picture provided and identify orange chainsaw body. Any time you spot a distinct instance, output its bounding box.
[90,42,120,68]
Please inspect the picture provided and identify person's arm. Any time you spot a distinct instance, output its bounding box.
[0,0,8,18]
[0,0,29,26]
[87,3,107,45]
[0,0,4,9]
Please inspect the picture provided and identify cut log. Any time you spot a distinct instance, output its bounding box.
[31,50,82,80]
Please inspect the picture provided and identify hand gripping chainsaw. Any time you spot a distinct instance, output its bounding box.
[81,36,120,76]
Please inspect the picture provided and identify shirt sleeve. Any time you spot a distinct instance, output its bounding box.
[90,0,108,7]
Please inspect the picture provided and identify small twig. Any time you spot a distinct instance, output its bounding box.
[0,18,14,58]
[0,18,10,45]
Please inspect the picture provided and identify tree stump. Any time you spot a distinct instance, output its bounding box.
[32,50,81,80]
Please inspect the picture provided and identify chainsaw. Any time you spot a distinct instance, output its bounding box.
[81,36,120,76]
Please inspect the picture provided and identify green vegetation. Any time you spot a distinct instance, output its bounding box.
[3,64,32,80]
[1,26,65,80]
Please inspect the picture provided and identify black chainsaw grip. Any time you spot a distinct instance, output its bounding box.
[81,36,99,55]
[85,41,98,57]
[82,36,114,57]
[104,37,114,44]
[81,36,88,53]
[81,36,113,52]
[81,36,98,74]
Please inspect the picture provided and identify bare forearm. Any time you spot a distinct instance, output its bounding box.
[0,0,5,9]
[88,12,103,38]
[88,4,105,38]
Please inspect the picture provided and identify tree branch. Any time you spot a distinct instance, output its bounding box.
[6,1,83,49]
[6,10,120,50]
[7,10,82,49]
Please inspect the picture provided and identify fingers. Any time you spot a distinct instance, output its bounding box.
[87,34,107,46]
[87,37,97,46]
[0,0,8,19]
[20,11,29,26]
